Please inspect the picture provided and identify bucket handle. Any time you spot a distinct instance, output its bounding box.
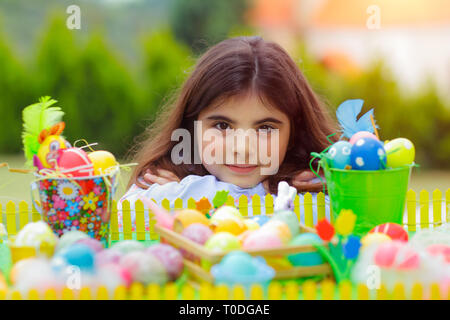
[30,181,43,216]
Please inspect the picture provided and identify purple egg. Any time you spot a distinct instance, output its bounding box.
[75,238,104,253]
[146,244,184,281]
[180,223,213,261]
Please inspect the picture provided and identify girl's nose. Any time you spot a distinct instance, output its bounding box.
[230,130,258,164]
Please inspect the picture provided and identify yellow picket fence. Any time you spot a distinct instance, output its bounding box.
[0,188,449,238]
[0,279,448,300]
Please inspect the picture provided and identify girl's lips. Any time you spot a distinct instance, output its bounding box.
[225,164,258,174]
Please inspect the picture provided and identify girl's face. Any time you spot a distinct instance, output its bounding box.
[196,94,291,188]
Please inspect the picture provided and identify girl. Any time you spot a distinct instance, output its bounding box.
[120,36,337,228]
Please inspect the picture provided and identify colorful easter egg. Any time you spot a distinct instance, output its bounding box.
[88,150,118,176]
[260,220,292,244]
[95,248,124,267]
[370,223,409,242]
[97,263,133,290]
[350,137,387,170]
[210,217,246,235]
[57,243,96,272]
[271,210,299,238]
[210,206,243,223]
[384,138,415,168]
[202,232,241,270]
[287,233,324,266]
[146,244,184,281]
[180,223,213,261]
[243,219,260,231]
[361,232,392,249]
[57,148,94,177]
[327,141,352,169]
[349,131,379,145]
[173,209,209,233]
[14,221,58,249]
[242,229,284,250]
[120,251,168,285]
[111,240,146,254]
[251,215,270,226]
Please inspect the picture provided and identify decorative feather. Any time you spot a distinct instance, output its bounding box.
[336,99,378,139]
[22,96,64,165]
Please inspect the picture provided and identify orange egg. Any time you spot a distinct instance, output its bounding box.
[173,209,209,233]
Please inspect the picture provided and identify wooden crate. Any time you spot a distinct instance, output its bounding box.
[155,224,333,284]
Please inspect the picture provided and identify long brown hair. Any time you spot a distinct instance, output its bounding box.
[128,36,338,193]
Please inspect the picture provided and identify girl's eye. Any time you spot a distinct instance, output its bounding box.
[214,122,231,130]
[258,125,275,133]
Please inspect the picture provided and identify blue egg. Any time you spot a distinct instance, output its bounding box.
[288,233,324,266]
[327,141,352,169]
[58,243,95,272]
[251,215,270,226]
[350,137,387,170]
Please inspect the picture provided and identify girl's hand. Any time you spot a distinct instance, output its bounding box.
[143,168,180,186]
[291,170,322,188]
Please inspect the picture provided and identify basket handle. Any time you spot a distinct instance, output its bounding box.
[30,181,43,216]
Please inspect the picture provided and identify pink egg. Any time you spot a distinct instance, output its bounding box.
[97,263,133,289]
[57,148,94,177]
[75,238,104,253]
[180,223,213,261]
[427,244,450,263]
[374,242,401,267]
[394,247,420,270]
[146,244,184,281]
[349,131,379,144]
[243,229,284,250]
[95,248,123,267]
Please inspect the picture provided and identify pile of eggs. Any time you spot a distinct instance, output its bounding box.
[327,131,415,170]
[10,227,184,295]
[167,206,327,271]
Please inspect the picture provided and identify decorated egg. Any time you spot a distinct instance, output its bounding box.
[57,243,96,272]
[204,232,241,253]
[271,210,299,238]
[37,135,71,169]
[180,223,213,261]
[173,209,209,233]
[251,215,270,226]
[56,230,90,252]
[57,148,94,177]
[120,251,168,285]
[327,141,352,169]
[350,137,387,170]
[146,244,184,281]
[361,232,392,249]
[349,131,379,145]
[242,229,284,250]
[210,216,246,235]
[369,223,408,242]
[210,206,243,223]
[14,221,58,253]
[96,263,133,290]
[88,150,118,176]
[260,220,292,244]
[288,233,324,266]
[75,238,104,253]
[111,240,146,254]
[384,138,415,168]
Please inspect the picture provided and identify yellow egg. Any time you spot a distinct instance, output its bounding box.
[243,219,260,231]
[210,217,246,235]
[173,209,209,233]
[88,150,118,175]
[361,232,392,249]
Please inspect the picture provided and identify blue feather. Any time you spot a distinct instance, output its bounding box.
[336,99,377,138]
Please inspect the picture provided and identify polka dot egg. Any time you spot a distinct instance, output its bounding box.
[327,141,352,169]
[350,137,387,170]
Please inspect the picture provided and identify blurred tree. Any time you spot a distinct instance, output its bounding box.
[169,0,249,53]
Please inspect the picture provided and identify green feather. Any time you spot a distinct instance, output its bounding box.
[22,96,65,164]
